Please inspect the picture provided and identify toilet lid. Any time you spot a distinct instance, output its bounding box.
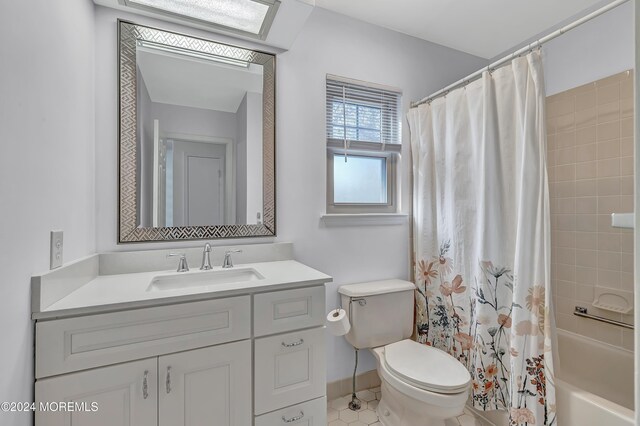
[384,339,471,394]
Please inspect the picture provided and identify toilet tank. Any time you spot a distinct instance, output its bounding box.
[338,280,415,349]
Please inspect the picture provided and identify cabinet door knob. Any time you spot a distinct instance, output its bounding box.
[166,366,172,394]
[282,411,304,423]
[281,339,304,348]
[142,370,149,400]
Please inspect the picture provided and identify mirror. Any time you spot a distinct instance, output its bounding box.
[118,21,275,242]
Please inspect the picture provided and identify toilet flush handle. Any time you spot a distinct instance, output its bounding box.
[350,297,367,307]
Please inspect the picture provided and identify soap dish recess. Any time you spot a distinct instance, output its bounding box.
[592,287,633,314]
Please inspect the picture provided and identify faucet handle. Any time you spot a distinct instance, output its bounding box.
[167,253,189,272]
[222,249,242,268]
[201,243,213,270]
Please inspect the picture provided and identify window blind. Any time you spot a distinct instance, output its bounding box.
[326,75,401,153]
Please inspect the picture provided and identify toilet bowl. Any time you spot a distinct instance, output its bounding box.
[371,340,470,426]
[338,280,471,426]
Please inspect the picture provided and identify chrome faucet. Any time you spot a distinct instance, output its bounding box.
[167,253,189,272]
[200,243,213,270]
[222,249,242,268]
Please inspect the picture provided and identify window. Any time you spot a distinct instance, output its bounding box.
[333,154,387,204]
[326,75,402,214]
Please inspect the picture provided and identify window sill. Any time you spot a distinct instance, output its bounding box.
[320,213,408,227]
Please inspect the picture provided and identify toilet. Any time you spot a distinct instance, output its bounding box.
[339,279,471,426]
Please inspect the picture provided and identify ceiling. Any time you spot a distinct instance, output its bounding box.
[94,0,315,51]
[137,48,263,113]
[314,0,615,59]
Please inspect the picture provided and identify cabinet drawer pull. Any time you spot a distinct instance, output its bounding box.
[142,370,149,399]
[166,366,172,394]
[282,411,304,423]
[281,339,304,348]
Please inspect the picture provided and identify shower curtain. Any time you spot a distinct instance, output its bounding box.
[407,52,556,425]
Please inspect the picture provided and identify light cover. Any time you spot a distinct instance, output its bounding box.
[137,40,250,67]
[125,0,273,35]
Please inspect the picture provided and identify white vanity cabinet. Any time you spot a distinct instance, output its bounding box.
[34,284,327,426]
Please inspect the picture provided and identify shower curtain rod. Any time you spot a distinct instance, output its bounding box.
[410,0,630,108]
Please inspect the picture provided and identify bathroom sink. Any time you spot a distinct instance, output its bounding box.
[147,268,264,291]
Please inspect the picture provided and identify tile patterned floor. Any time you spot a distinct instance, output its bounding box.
[327,387,481,426]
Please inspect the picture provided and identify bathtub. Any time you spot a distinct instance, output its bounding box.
[469,329,634,426]
[555,329,634,426]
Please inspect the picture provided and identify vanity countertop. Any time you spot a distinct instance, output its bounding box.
[31,244,332,320]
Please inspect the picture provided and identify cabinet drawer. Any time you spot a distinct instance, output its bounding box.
[254,286,325,337]
[255,397,326,426]
[36,296,250,378]
[254,327,326,415]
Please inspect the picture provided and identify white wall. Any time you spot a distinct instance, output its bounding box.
[0,1,96,425]
[634,3,640,423]
[275,8,487,380]
[149,102,237,139]
[543,1,634,96]
[94,6,486,380]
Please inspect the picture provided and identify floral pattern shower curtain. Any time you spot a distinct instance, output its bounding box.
[407,52,556,425]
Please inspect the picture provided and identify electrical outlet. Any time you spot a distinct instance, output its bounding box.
[50,230,63,269]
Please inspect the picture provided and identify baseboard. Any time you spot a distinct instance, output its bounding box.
[327,369,381,401]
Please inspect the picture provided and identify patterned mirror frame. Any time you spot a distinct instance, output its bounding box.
[118,21,276,242]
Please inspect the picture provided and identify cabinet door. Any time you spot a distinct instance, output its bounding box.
[159,340,252,426]
[254,328,326,415]
[35,358,157,426]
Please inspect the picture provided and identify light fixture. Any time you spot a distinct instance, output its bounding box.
[120,0,280,39]
[136,40,250,67]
